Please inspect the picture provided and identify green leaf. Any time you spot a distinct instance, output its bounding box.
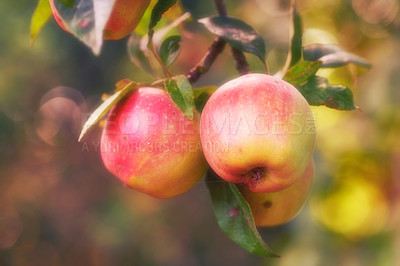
[289,7,303,67]
[128,12,189,76]
[164,75,194,119]
[52,0,116,55]
[114,79,132,91]
[127,33,157,77]
[319,52,371,68]
[58,0,77,8]
[303,44,371,68]
[192,86,217,98]
[193,86,217,113]
[78,80,137,142]
[283,61,322,86]
[297,76,357,110]
[159,35,182,67]
[206,171,279,258]
[152,12,190,48]
[199,16,266,64]
[58,0,76,8]
[303,43,341,61]
[148,0,177,41]
[30,0,52,45]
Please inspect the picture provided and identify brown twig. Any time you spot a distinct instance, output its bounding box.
[186,37,226,84]
[185,0,251,83]
[231,47,251,75]
[215,0,250,76]
[215,0,228,17]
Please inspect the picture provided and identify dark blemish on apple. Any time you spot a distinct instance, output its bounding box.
[229,207,240,217]
[263,200,272,208]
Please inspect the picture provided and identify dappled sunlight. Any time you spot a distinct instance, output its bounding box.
[311,177,389,239]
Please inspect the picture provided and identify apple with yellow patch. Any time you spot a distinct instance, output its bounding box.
[101,87,207,198]
[239,160,314,227]
[200,74,315,193]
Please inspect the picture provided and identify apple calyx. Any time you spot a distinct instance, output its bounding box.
[246,167,265,186]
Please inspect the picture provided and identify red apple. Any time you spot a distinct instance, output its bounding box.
[239,160,314,227]
[200,74,316,193]
[50,0,150,40]
[100,87,207,198]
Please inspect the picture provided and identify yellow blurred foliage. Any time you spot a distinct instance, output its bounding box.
[310,176,389,240]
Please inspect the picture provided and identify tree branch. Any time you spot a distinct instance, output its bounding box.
[215,0,250,76]
[186,37,226,84]
[231,47,250,75]
[215,0,227,17]
[185,0,251,84]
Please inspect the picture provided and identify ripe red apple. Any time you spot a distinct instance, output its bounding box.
[50,0,150,40]
[200,74,316,193]
[100,87,207,198]
[239,161,314,227]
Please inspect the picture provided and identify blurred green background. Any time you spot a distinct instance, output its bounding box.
[1,0,399,265]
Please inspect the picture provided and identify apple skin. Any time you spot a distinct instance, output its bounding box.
[50,0,150,40]
[239,160,314,227]
[100,87,207,198]
[200,74,315,193]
